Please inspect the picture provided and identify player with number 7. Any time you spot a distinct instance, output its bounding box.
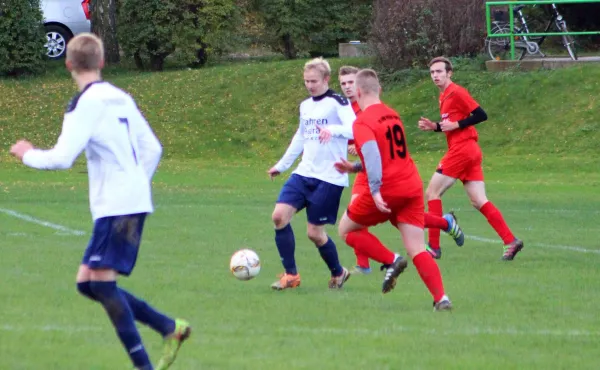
[10,33,190,370]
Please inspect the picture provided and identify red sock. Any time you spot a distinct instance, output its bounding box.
[427,199,443,250]
[354,250,371,269]
[346,229,395,265]
[413,251,445,302]
[424,213,448,231]
[479,201,515,244]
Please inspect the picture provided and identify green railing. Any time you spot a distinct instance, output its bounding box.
[485,0,600,60]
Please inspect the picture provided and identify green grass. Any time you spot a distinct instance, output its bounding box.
[1,58,599,369]
[1,58,599,162]
[0,155,599,369]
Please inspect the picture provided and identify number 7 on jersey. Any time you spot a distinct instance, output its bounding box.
[119,117,138,165]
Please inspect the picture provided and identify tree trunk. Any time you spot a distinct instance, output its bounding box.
[150,54,168,71]
[282,33,296,59]
[90,0,120,64]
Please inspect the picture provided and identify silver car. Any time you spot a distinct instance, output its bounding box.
[41,0,91,59]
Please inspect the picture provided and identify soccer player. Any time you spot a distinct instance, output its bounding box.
[418,56,524,261]
[267,57,355,290]
[9,33,190,370]
[338,66,464,275]
[336,69,452,311]
[338,65,371,274]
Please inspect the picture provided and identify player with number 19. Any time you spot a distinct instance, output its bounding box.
[336,69,451,310]
[10,33,190,370]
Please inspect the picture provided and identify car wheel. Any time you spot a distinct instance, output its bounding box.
[44,25,72,59]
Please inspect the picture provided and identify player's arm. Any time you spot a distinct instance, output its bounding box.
[440,91,488,131]
[21,98,100,170]
[333,158,363,174]
[362,141,383,195]
[457,106,487,128]
[133,108,163,179]
[353,124,382,194]
[332,103,355,139]
[273,125,305,173]
[318,100,356,141]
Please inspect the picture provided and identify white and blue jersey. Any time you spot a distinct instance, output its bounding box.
[274,89,355,187]
[23,81,162,221]
[22,81,162,275]
[275,89,356,225]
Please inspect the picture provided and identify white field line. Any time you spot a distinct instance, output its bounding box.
[0,324,101,333]
[0,208,86,236]
[283,325,600,337]
[279,326,600,337]
[465,235,600,255]
[1,324,598,337]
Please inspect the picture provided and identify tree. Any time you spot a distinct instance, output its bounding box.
[119,0,240,71]
[0,0,46,76]
[90,0,120,64]
[251,0,372,59]
[371,0,485,70]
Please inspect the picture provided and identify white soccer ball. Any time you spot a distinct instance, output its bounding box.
[230,249,261,281]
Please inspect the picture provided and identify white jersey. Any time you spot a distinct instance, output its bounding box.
[23,81,162,221]
[274,89,355,187]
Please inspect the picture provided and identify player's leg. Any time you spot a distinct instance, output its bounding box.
[339,211,399,266]
[77,264,178,339]
[424,171,457,258]
[396,222,451,310]
[306,222,349,288]
[85,266,153,370]
[306,179,349,289]
[271,174,306,290]
[425,211,465,247]
[342,194,407,292]
[463,180,524,260]
[82,214,190,369]
[348,193,371,274]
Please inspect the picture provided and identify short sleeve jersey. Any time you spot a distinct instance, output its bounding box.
[440,83,480,148]
[353,103,422,197]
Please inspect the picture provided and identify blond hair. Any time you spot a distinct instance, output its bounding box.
[304,57,331,78]
[66,33,104,72]
[428,56,453,72]
[355,69,380,95]
[339,65,359,76]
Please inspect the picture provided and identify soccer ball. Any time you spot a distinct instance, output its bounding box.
[230,249,261,281]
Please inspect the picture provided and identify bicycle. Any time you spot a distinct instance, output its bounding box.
[486,3,577,61]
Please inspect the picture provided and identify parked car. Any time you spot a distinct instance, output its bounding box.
[41,0,91,59]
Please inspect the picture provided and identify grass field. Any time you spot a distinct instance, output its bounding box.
[1,58,599,369]
[1,154,599,369]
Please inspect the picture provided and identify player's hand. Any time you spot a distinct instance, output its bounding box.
[348,144,357,156]
[418,117,436,131]
[372,192,391,213]
[316,125,332,144]
[10,140,34,161]
[334,158,356,174]
[440,119,459,132]
[267,167,280,181]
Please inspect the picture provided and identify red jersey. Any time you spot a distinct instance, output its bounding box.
[351,100,361,115]
[439,83,480,149]
[348,100,361,146]
[353,103,422,197]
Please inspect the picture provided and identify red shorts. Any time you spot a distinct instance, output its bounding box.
[351,172,369,196]
[347,191,424,228]
[436,140,483,182]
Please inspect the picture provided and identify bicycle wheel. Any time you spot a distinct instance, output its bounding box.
[559,23,578,60]
[486,23,526,60]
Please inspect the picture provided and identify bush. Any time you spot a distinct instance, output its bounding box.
[0,0,46,76]
[118,0,240,71]
[370,0,485,70]
[252,0,372,59]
